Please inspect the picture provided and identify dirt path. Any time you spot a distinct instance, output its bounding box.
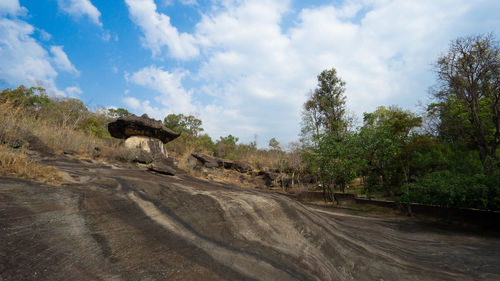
[1,155,499,280]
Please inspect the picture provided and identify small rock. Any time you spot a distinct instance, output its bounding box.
[63,149,78,155]
[258,170,278,187]
[148,159,176,176]
[2,138,23,149]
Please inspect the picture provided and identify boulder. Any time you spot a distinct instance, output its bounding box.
[186,154,201,169]
[23,130,54,155]
[148,158,176,176]
[190,153,253,173]
[220,160,252,173]
[191,152,220,168]
[234,161,252,173]
[258,170,278,187]
[108,114,180,144]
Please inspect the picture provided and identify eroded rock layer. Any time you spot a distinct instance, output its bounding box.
[108,114,180,143]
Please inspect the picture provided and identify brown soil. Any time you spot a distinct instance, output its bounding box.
[1,154,499,280]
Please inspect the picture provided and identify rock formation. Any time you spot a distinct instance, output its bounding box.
[188,152,253,173]
[108,114,180,159]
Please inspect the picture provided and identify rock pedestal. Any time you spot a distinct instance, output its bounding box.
[125,136,168,158]
[108,114,181,163]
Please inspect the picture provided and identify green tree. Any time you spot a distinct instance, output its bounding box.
[301,68,348,145]
[164,113,204,136]
[432,34,500,171]
[300,68,350,200]
[0,85,52,109]
[317,133,358,195]
[107,107,131,119]
[356,106,422,203]
[215,134,239,159]
[197,133,215,152]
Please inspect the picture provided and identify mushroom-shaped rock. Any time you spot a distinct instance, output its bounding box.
[108,114,180,143]
[108,114,180,159]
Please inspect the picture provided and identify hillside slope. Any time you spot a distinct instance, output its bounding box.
[1,154,499,281]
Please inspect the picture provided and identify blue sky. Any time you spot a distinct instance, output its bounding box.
[1,0,499,147]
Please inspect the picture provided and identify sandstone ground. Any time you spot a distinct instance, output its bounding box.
[1,154,499,280]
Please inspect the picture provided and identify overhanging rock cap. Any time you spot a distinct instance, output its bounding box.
[108,114,181,143]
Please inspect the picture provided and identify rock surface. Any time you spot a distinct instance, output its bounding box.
[125,136,168,158]
[191,152,220,168]
[1,155,500,280]
[108,114,180,143]
[220,159,252,173]
[148,158,176,175]
[132,149,154,164]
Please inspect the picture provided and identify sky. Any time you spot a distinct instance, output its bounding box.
[1,0,499,147]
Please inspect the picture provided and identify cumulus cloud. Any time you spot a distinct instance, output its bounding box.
[57,0,102,26]
[125,65,195,114]
[125,0,500,144]
[0,2,81,97]
[50,46,80,75]
[0,18,65,96]
[125,0,199,59]
[0,0,26,16]
[65,86,82,97]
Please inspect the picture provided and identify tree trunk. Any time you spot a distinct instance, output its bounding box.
[381,173,401,211]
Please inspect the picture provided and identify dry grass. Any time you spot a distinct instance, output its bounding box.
[0,101,136,162]
[0,101,145,185]
[171,145,312,194]
[0,144,62,185]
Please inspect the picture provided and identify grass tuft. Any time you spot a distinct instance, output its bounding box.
[0,144,62,185]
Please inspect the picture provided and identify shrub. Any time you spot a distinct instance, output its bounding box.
[403,170,499,210]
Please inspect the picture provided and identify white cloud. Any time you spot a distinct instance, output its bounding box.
[0,18,65,96]
[38,29,52,41]
[65,86,82,97]
[179,0,197,6]
[125,0,199,59]
[123,96,171,120]
[0,0,26,16]
[123,96,141,109]
[50,45,80,75]
[101,30,111,41]
[125,65,195,114]
[57,0,102,26]
[160,0,174,7]
[125,0,500,144]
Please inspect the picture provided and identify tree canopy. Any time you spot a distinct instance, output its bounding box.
[432,34,500,171]
[301,68,348,145]
[164,113,204,136]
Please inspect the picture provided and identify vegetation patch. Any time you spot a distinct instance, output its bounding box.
[0,144,61,185]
